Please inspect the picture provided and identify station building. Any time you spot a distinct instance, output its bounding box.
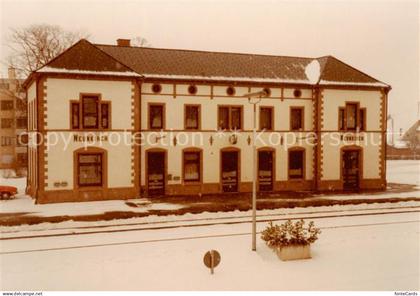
[24,39,390,203]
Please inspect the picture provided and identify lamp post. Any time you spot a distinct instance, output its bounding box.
[244,90,268,251]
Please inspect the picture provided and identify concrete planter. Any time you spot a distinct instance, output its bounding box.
[275,244,311,261]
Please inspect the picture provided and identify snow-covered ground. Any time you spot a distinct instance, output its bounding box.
[386,160,420,186]
[0,212,418,290]
[0,162,419,290]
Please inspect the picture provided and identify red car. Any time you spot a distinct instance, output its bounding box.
[0,186,18,200]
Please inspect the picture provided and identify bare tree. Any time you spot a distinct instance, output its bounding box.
[6,24,89,77]
[131,36,152,47]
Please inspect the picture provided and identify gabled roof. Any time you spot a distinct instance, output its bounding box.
[402,120,420,140]
[36,39,139,77]
[32,39,389,88]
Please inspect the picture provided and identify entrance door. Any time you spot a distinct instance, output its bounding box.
[221,151,239,192]
[258,151,273,191]
[147,152,165,196]
[342,150,360,190]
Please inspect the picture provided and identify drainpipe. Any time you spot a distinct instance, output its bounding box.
[313,86,320,191]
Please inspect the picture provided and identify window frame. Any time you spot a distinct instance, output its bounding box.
[82,95,99,129]
[1,136,13,147]
[188,85,198,95]
[217,105,243,130]
[1,100,13,111]
[1,118,13,128]
[75,151,105,188]
[182,149,202,183]
[184,104,201,130]
[288,148,305,180]
[148,103,165,130]
[70,94,111,130]
[359,108,366,131]
[16,117,27,129]
[100,101,111,129]
[345,103,358,131]
[259,106,274,131]
[338,102,366,132]
[290,106,304,131]
[338,107,345,131]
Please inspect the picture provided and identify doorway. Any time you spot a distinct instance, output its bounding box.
[342,150,360,190]
[147,151,165,196]
[221,151,239,192]
[258,150,274,191]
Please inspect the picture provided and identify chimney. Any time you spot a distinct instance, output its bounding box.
[8,67,16,80]
[117,39,131,47]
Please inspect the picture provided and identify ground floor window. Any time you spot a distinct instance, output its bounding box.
[288,149,304,179]
[77,153,103,186]
[183,151,201,182]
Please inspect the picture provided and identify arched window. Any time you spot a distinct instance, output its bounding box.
[74,147,107,188]
[183,148,202,183]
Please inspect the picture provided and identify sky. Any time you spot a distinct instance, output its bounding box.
[0,0,418,134]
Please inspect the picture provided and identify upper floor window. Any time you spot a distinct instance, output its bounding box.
[83,96,99,128]
[263,88,271,97]
[1,100,13,111]
[16,118,27,129]
[1,136,13,147]
[339,103,366,131]
[218,106,242,130]
[17,153,27,165]
[226,86,236,96]
[151,83,162,94]
[290,107,304,131]
[188,85,198,95]
[288,149,304,179]
[1,118,13,128]
[71,95,110,130]
[293,89,302,98]
[185,105,200,130]
[260,107,273,130]
[149,104,165,129]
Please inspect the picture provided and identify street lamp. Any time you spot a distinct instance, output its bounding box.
[244,89,268,251]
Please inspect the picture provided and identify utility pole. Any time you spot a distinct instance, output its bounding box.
[244,90,268,251]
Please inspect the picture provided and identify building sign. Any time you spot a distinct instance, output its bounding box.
[340,134,364,141]
[73,134,108,142]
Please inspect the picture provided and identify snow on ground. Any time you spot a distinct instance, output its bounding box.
[2,201,419,238]
[0,196,183,217]
[387,160,420,186]
[0,212,418,290]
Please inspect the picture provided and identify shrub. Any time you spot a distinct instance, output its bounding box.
[261,219,321,248]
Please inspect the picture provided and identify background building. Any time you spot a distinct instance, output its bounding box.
[0,67,27,175]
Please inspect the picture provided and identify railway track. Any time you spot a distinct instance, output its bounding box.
[1,218,418,255]
[1,206,419,241]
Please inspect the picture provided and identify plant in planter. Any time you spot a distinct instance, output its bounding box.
[261,219,321,261]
